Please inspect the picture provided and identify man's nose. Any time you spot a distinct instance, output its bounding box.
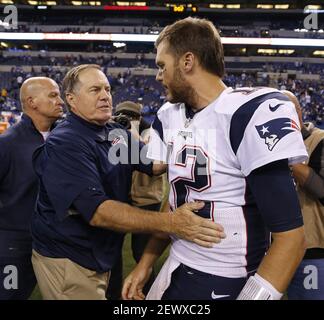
[58,96,64,105]
[156,70,162,82]
[100,89,110,100]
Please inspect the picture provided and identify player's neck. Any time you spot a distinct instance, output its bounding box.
[26,111,54,132]
[190,74,227,111]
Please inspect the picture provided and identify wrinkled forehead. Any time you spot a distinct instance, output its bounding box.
[78,68,110,89]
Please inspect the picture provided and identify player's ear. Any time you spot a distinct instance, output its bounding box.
[183,52,194,72]
[26,96,37,110]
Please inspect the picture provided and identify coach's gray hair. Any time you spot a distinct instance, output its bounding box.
[62,64,101,111]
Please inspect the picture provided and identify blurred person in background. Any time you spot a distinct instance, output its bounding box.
[0,77,64,300]
[283,90,324,300]
[107,101,165,299]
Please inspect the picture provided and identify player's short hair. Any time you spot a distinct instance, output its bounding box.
[155,17,225,78]
[62,64,101,110]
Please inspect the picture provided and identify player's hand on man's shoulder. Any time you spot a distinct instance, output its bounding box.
[171,201,226,248]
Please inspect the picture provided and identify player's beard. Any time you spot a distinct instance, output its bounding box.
[167,65,197,106]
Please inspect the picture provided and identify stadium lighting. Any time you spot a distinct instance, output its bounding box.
[270,38,324,47]
[103,5,149,10]
[257,4,273,9]
[209,4,224,9]
[226,4,241,9]
[278,49,295,54]
[110,33,156,42]
[304,5,322,11]
[275,4,289,9]
[294,29,309,32]
[0,33,324,47]
[113,42,126,48]
[313,50,324,56]
[257,49,276,55]
[222,37,324,47]
[0,33,43,40]
[116,1,146,5]
[304,9,324,13]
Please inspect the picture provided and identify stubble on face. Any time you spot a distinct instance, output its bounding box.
[168,63,198,107]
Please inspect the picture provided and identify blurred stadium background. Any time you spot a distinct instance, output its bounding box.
[0,0,323,299]
[0,1,323,129]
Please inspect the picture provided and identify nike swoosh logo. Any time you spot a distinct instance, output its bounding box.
[211,291,230,299]
[269,103,285,112]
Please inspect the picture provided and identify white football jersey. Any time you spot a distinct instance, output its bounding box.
[148,87,308,278]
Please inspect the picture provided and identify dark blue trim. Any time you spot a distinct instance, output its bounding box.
[185,104,202,119]
[230,92,290,155]
[242,203,270,273]
[305,139,324,205]
[152,115,164,141]
[246,160,304,233]
[162,264,247,300]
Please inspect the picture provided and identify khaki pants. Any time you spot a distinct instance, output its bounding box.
[32,250,110,300]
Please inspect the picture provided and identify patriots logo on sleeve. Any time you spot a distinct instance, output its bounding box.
[255,118,300,151]
[111,135,127,147]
